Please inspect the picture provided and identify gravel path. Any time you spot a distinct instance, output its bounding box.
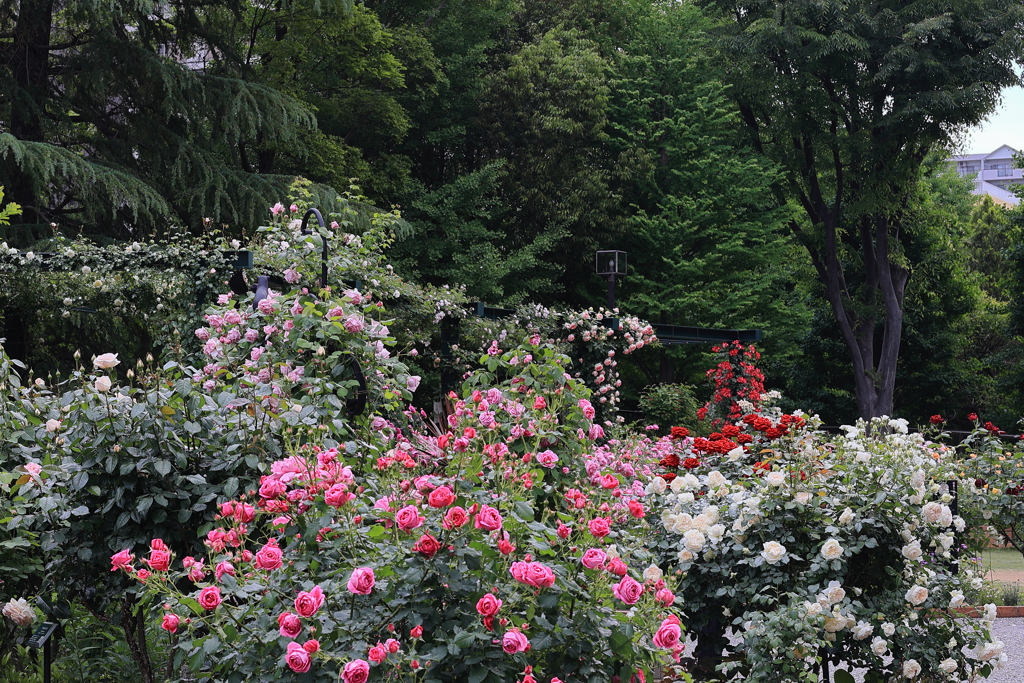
[679,618,1023,682]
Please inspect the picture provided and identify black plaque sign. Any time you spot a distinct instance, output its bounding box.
[26,622,58,649]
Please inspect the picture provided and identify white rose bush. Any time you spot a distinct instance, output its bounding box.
[646,411,1001,682]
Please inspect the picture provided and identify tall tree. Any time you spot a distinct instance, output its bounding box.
[699,0,1024,418]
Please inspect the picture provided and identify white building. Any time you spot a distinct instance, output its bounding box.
[951,145,1022,207]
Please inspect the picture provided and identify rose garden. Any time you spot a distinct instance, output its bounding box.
[1,196,1023,683]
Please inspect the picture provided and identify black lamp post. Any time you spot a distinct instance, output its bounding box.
[299,208,329,289]
[595,250,627,309]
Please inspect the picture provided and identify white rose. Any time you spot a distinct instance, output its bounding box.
[1,598,35,626]
[839,507,855,525]
[670,476,687,493]
[954,516,966,532]
[727,446,744,461]
[901,540,922,561]
[948,590,965,609]
[692,514,710,532]
[938,659,957,674]
[44,419,61,432]
[881,622,895,637]
[911,469,926,489]
[704,506,720,523]
[795,491,812,505]
[707,471,727,488]
[805,602,822,616]
[947,637,957,649]
[95,376,112,392]
[683,528,706,552]
[939,505,953,527]
[761,541,787,565]
[643,565,663,582]
[903,659,921,679]
[678,492,694,504]
[983,603,997,622]
[855,450,871,463]
[905,585,928,606]
[821,538,843,560]
[870,636,888,656]
[765,471,786,487]
[93,353,120,369]
[682,474,700,489]
[646,477,667,495]
[851,621,873,640]
[707,524,725,544]
[661,510,676,531]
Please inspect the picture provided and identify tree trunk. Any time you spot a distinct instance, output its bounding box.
[8,0,54,222]
[121,594,155,683]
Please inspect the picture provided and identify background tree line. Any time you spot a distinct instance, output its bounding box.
[2,0,1024,428]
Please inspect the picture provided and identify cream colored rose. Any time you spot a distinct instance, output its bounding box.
[881,622,895,637]
[805,602,822,616]
[765,471,785,487]
[794,491,812,505]
[44,419,61,432]
[93,353,120,369]
[820,538,843,560]
[95,376,112,392]
[870,637,888,656]
[646,477,667,495]
[704,505,719,523]
[824,581,846,604]
[851,621,873,640]
[839,507,855,525]
[692,514,710,532]
[823,617,845,633]
[2,598,35,626]
[683,528,706,552]
[643,565,663,582]
[976,641,1004,661]
[948,590,965,609]
[938,659,957,674]
[677,549,694,563]
[761,541,787,565]
[671,513,694,534]
[905,585,928,606]
[682,473,700,489]
[670,476,687,493]
[902,659,921,678]
[901,540,922,561]
[922,501,943,524]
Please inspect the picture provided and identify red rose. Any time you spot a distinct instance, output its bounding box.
[929,415,943,425]
[476,593,503,616]
[413,534,442,558]
[670,426,689,439]
[607,557,627,576]
[627,500,645,518]
[682,457,701,470]
[410,625,423,639]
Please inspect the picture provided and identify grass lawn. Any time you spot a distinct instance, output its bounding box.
[982,548,1024,576]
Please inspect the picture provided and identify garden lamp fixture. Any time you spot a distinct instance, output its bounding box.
[595,250,627,309]
[300,208,330,289]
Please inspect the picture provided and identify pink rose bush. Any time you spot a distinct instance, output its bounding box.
[122,335,680,682]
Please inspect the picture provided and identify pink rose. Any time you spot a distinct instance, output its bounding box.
[510,561,556,588]
[284,268,300,284]
[278,612,303,639]
[325,483,355,508]
[407,375,421,392]
[607,557,628,576]
[303,639,320,654]
[294,586,325,617]
[474,505,503,531]
[589,517,612,538]
[259,477,287,499]
[502,629,530,654]
[198,586,221,611]
[652,621,681,649]
[443,506,469,529]
[476,593,502,616]
[344,314,364,334]
[395,505,425,532]
[368,644,387,663]
[581,549,607,570]
[234,503,256,523]
[536,450,559,467]
[428,486,456,508]
[342,659,370,683]
[612,575,644,605]
[347,567,375,595]
[215,561,235,582]
[110,548,134,572]
[285,642,312,673]
[255,541,283,570]
[25,462,42,476]
[161,613,179,633]
[656,588,675,606]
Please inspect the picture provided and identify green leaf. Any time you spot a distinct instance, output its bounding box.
[834,670,856,683]
[469,667,488,683]
[154,459,172,476]
[453,630,476,649]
